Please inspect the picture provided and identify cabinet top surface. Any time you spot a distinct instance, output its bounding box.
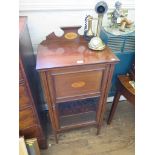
[36,27,119,70]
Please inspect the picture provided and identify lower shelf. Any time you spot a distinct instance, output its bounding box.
[59,111,96,128]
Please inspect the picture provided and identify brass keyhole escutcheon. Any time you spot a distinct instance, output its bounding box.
[71,81,86,88]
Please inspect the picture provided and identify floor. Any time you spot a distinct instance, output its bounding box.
[41,101,135,155]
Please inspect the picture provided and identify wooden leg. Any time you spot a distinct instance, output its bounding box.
[53,131,58,144]
[107,91,121,124]
[38,138,48,149]
[96,124,101,135]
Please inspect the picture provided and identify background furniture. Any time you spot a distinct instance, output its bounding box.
[19,16,47,149]
[100,28,135,96]
[36,26,119,143]
[107,62,135,124]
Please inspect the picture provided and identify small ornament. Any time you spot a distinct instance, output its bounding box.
[111,1,133,32]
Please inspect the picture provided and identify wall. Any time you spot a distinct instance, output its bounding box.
[19,0,135,54]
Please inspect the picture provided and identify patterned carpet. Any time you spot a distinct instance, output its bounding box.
[41,101,135,155]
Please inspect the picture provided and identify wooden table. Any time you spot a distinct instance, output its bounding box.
[36,26,119,143]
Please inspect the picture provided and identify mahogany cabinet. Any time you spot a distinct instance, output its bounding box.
[36,27,119,143]
[19,17,47,149]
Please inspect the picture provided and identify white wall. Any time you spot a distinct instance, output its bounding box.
[19,0,135,53]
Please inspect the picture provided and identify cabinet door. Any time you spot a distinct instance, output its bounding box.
[54,70,103,98]
[47,68,106,103]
